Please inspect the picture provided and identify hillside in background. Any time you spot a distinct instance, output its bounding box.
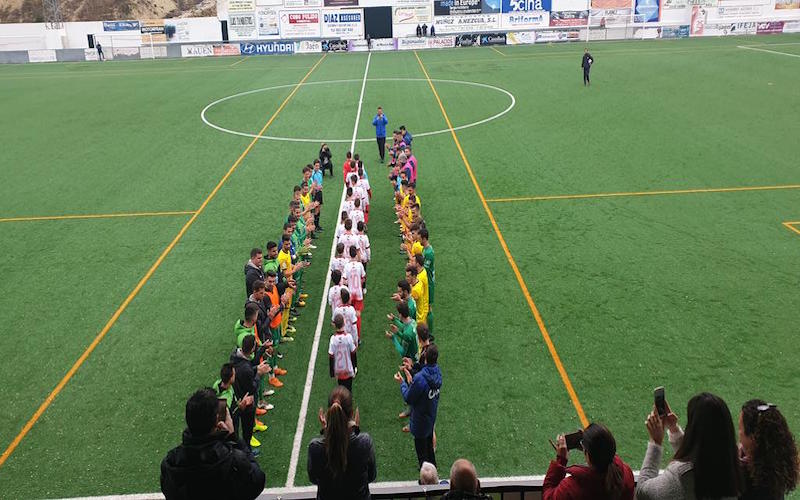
[0,0,216,23]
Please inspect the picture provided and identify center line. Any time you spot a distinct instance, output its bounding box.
[286,51,372,488]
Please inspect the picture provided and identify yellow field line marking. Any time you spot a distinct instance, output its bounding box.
[0,52,327,470]
[783,222,800,236]
[414,50,589,428]
[230,56,248,67]
[489,46,507,57]
[0,210,196,223]
[486,184,800,203]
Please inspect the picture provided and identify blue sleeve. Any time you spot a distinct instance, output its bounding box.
[383,116,388,125]
[372,116,377,126]
[401,375,421,404]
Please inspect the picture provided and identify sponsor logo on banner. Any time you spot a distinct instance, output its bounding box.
[700,21,756,35]
[635,0,660,21]
[660,0,689,22]
[28,49,56,62]
[214,44,242,55]
[322,10,364,39]
[184,44,214,57]
[428,35,456,47]
[84,48,99,61]
[394,5,433,23]
[280,11,321,38]
[550,10,589,25]
[535,29,581,41]
[502,0,552,11]
[284,0,323,7]
[433,13,501,32]
[589,8,631,25]
[502,11,550,28]
[230,13,258,39]
[397,37,429,49]
[103,20,140,31]
[690,5,706,34]
[295,40,323,52]
[507,31,537,43]
[688,0,717,6]
[455,33,480,45]
[435,0,500,15]
[372,38,399,50]
[257,7,280,36]
[716,4,761,17]
[348,39,369,51]
[660,24,690,36]
[322,39,349,51]
[141,20,167,43]
[757,21,784,33]
[112,47,141,58]
[240,41,295,54]
[229,0,256,11]
[324,0,358,6]
[480,32,508,44]
[775,0,799,9]
[783,20,800,32]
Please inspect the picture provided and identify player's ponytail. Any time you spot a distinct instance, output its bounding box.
[324,386,353,478]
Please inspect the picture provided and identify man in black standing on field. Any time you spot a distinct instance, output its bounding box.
[582,47,594,86]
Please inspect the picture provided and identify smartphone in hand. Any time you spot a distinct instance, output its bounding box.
[654,386,667,417]
[565,430,584,450]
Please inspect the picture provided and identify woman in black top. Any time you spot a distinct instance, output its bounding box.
[319,143,333,177]
[738,400,799,500]
[308,386,376,500]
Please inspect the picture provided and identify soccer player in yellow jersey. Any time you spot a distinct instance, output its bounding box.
[278,234,308,336]
[414,253,432,333]
[402,182,421,211]
[406,263,428,325]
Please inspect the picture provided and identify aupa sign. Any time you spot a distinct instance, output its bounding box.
[502,0,552,12]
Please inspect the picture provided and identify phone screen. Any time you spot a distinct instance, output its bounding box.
[654,386,667,417]
[565,430,584,451]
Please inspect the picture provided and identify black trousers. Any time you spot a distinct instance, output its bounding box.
[337,377,353,393]
[240,406,255,450]
[414,434,436,469]
[377,137,386,160]
[583,68,590,85]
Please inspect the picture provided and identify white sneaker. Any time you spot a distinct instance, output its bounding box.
[262,389,275,397]
[309,244,318,249]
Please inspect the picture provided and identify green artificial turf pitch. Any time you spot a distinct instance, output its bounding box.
[1,35,799,498]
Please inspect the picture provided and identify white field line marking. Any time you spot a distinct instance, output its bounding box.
[740,42,800,47]
[230,56,248,67]
[200,77,515,144]
[284,51,372,488]
[737,44,800,58]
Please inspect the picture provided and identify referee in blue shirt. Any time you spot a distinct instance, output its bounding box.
[372,107,388,163]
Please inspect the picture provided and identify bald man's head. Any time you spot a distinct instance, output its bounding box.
[449,458,479,493]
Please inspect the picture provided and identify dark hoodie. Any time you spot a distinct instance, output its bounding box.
[244,260,265,298]
[160,429,265,500]
[401,363,442,439]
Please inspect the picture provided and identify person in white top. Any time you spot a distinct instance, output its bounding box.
[343,246,366,339]
[327,269,348,316]
[334,211,348,244]
[333,288,359,344]
[349,198,365,229]
[338,220,359,260]
[356,221,370,266]
[328,314,357,392]
[343,187,355,214]
[330,243,348,278]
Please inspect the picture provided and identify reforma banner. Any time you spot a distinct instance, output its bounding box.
[373,37,400,50]
[240,41,295,54]
[757,20,783,32]
[501,11,550,28]
[280,11,321,38]
[394,5,434,23]
[284,0,323,6]
[550,10,589,24]
[324,0,358,6]
[321,39,349,51]
[506,30,537,42]
[427,35,456,47]
[257,7,280,36]
[501,0,553,12]
[321,9,364,39]
[28,49,56,62]
[435,0,500,15]
[214,43,242,55]
[433,13,501,32]
[480,32,508,43]
[660,24,689,36]
[635,0,660,21]
[775,0,800,8]
[229,12,258,39]
[295,40,323,52]
[140,19,167,42]
[182,44,214,57]
[103,20,140,31]
[535,28,581,40]
[397,36,429,49]
[455,33,480,45]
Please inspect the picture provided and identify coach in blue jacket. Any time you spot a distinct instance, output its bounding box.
[372,106,388,163]
[396,344,442,468]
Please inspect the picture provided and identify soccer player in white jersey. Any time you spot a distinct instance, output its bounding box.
[343,245,366,340]
[328,314,357,393]
[333,288,359,344]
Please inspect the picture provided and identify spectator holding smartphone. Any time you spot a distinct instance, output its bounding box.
[543,423,634,500]
[738,400,799,500]
[308,386,376,500]
[637,392,742,499]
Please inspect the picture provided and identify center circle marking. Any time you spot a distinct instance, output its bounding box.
[200,78,516,143]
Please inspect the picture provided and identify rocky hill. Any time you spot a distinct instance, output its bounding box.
[0,0,217,23]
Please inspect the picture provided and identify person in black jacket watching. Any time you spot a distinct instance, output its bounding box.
[245,248,265,297]
[160,388,265,500]
[319,143,333,177]
[581,48,594,86]
[308,386,376,499]
[230,334,271,456]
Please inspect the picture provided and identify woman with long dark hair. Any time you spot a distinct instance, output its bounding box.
[637,392,742,499]
[739,400,799,500]
[543,422,635,500]
[308,386,376,499]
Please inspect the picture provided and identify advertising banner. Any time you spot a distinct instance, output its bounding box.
[240,41,295,54]
[502,11,550,27]
[501,0,552,12]
[284,0,323,6]
[394,5,434,23]
[784,20,800,32]
[535,28,581,40]
[427,35,456,47]
[700,21,756,35]
[280,10,321,38]
[322,9,364,39]
[295,40,323,52]
[229,12,258,39]
[229,0,256,11]
[397,36,429,49]
[635,0,660,20]
[139,46,168,58]
[140,19,167,42]
[182,44,214,57]
[84,48,99,61]
[324,0,357,6]
[435,0,500,15]
[103,20,140,31]
[775,0,800,8]
[214,43,242,55]
[373,37,399,50]
[455,33,480,45]
[506,30,537,42]
[165,19,191,41]
[716,4,761,16]
[660,24,689,36]
[590,0,629,8]
[257,7,280,36]
[589,8,631,24]
[660,0,689,22]
[321,39,349,51]
[348,39,369,51]
[690,4,706,33]
[550,10,589,24]
[480,32,508,43]
[433,13,501,32]
[757,21,784,33]
[552,0,589,9]
[28,49,56,62]
[112,47,140,59]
